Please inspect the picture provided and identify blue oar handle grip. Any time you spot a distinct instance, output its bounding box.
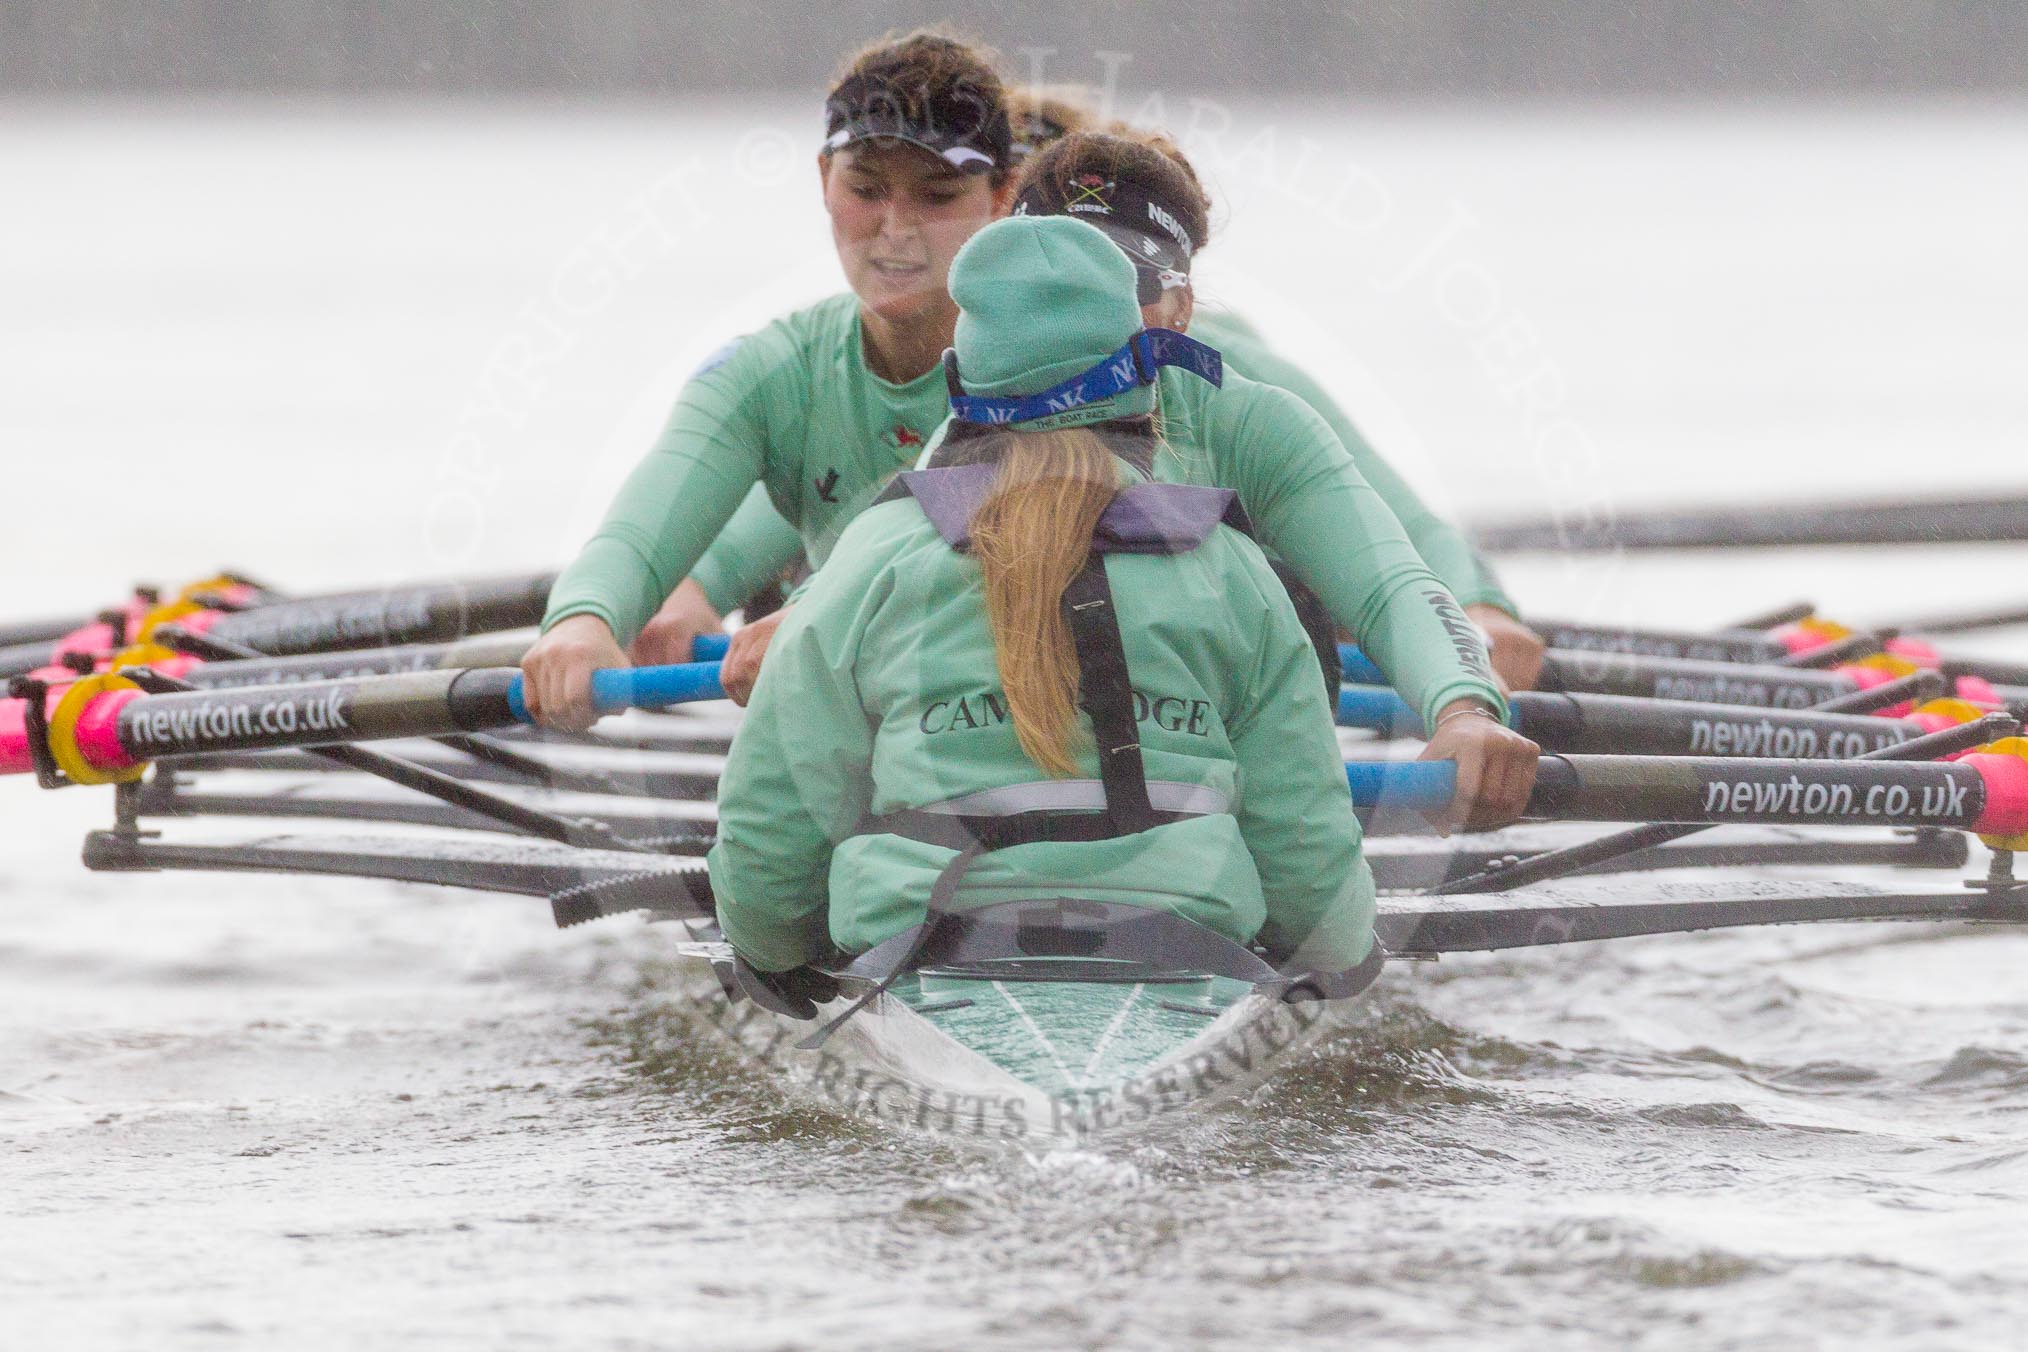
[691,633,731,662]
[508,661,727,722]
[1345,759,1458,810]
[590,662,727,713]
[1336,686,1419,731]
[1337,644,1387,687]
[1336,686,1520,733]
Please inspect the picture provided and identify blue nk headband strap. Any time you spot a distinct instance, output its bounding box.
[945,328,1223,427]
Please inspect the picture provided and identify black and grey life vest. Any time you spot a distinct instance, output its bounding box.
[864,463,1247,849]
[789,464,1376,1045]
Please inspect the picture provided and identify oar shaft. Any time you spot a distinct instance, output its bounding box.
[0,570,558,681]
[1336,686,1951,758]
[1726,601,1816,630]
[1527,615,2028,691]
[0,622,129,680]
[4,660,725,778]
[198,571,555,656]
[171,634,535,689]
[1550,645,2024,709]
[1346,752,2028,837]
[1945,655,2028,687]
[1883,600,2028,635]
[0,628,735,769]
[1333,643,1988,711]
[0,615,93,648]
[1473,493,2028,551]
[1535,650,1860,707]
[1536,756,1997,831]
[95,671,505,770]
[1533,620,1792,666]
[1434,712,2020,893]
[1520,692,1933,756]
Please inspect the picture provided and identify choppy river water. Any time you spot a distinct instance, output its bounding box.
[3,99,2026,1350]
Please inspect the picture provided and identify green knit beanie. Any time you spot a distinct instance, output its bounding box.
[949,215,1154,430]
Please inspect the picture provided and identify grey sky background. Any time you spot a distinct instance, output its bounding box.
[8,1,2026,98]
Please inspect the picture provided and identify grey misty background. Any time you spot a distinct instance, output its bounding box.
[7,0,2026,97]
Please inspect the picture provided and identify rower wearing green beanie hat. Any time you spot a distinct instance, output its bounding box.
[706,212,1537,1019]
[942,212,1164,429]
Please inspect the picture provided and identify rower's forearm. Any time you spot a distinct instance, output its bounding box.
[1264,486,1504,726]
[1366,572,1505,724]
[1217,320,1517,616]
[542,536,669,644]
[1333,427,1515,615]
[543,451,757,644]
[689,487,807,615]
[1406,524,1516,616]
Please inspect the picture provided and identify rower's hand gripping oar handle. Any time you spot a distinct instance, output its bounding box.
[548,631,731,717]
[505,661,726,723]
[503,633,728,724]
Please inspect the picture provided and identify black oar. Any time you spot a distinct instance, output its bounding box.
[1533,648,2023,711]
[1337,684,1965,759]
[0,569,557,680]
[1943,654,2028,688]
[1473,492,2028,552]
[1516,615,2028,690]
[153,625,731,788]
[1432,713,2020,893]
[1777,630,1894,669]
[0,571,274,661]
[198,571,554,657]
[1724,601,1815,630]
[156,627,535,687]
[156,625,562,781]
[1345,727,2028,840]
[1336,638,1999,712]
[1535,619,1890,671]
[1810,670,1944,714]
[3,657,723,783]
[1878,600,2028,636]
[0,615,96,648]
[1533,620,1794,666]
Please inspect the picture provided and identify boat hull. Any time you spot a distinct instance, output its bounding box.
[680,946,1347,1144]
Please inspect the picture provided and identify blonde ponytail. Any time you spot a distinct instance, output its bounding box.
[966,428,1121,776]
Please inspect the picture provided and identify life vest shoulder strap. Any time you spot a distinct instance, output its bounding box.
[879,466,1248,556]
[1061,553,1155,827]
